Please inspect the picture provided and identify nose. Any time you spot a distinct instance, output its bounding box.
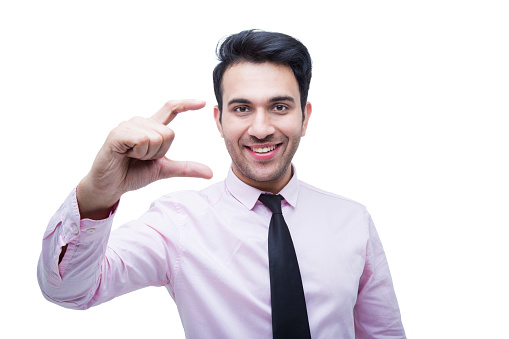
[248,110,276,140]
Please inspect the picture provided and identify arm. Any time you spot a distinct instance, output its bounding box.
[354,214,406,339]
[37,188,116,309]
[37,100,212,309]
[37,188,184,309]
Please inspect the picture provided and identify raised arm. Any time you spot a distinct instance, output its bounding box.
[38,100,212,309]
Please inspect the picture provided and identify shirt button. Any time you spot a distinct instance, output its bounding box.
[86,228,96,234]
[72,224,79,234]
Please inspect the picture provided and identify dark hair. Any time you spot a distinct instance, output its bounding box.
[213,29,312,119]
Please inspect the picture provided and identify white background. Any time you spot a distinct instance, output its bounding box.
[1,1,508,338]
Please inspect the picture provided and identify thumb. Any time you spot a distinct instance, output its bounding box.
[158,158,213,180]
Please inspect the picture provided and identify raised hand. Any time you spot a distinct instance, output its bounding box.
[77,100,212,219]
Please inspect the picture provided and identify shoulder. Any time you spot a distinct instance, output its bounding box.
[298,180,368,214]
[294,180,373,240]
[153,180,227,214]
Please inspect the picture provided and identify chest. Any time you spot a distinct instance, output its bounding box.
[173,204,367,309]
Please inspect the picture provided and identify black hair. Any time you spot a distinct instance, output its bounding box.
[213,29,312,119]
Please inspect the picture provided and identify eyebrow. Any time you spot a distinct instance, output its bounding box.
[227,96,296,107]
[227,98,252,106]
[269,96,295,104]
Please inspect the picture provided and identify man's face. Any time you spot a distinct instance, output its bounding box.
[214,62,311,194]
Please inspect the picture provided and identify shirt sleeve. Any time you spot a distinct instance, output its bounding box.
[37,188,180,310]
[353,213,406,339]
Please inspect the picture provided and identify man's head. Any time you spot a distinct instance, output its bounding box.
[213,29,312,121]
[213,30,313,194]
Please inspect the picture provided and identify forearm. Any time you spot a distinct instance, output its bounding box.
[37,188,177,310]
[37,188,115,309]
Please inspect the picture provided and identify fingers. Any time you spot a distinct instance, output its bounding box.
[128,99,205,159]
[158,158,213,180]
[151,99,206,125]
[112,117,175,161]
[124,128,171,161]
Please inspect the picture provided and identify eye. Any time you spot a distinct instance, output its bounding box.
[273,104,289,112]
[233,106,251,114]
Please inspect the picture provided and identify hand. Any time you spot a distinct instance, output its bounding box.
[77,100,212,219]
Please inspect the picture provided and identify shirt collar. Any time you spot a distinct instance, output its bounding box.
[225,164,299,210]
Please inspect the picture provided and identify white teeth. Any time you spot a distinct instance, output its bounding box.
[251,145,277,153]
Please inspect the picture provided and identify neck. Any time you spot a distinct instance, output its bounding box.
[232,165,293,194]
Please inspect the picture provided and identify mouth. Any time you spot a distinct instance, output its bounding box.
[249,145,278,154]
[245,143,282,160]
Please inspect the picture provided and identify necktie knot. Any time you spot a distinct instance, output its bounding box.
[259,194,283,214]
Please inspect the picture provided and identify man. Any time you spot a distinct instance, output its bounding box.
[38,30,406,338]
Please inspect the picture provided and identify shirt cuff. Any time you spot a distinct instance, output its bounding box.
[54,187,117,244]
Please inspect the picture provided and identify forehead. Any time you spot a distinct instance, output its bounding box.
[222,62,300,103]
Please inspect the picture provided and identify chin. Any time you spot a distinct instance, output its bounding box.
[247,166,289,183]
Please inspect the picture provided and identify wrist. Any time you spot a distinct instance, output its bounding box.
[77,176,121,220]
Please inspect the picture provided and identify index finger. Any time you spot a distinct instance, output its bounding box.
[151,99,206,125]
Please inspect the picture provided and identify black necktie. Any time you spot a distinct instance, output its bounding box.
[259,194,311,339]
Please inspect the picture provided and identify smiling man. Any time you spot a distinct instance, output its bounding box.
[215,61,311,194]
[38,30,406,338]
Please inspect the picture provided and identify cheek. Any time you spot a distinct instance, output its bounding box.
[221,125,243,146]
[281,122,304,139]
[221,118,248,141]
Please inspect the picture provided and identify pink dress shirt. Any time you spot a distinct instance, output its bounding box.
[38,166,406,338]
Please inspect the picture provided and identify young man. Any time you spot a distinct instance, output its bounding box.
[38,30,406,338]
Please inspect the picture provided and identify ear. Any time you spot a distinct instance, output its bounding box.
[301,102,312,137]
[214,105,224,138]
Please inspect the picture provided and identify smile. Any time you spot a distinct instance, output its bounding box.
[250,145,277,153]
